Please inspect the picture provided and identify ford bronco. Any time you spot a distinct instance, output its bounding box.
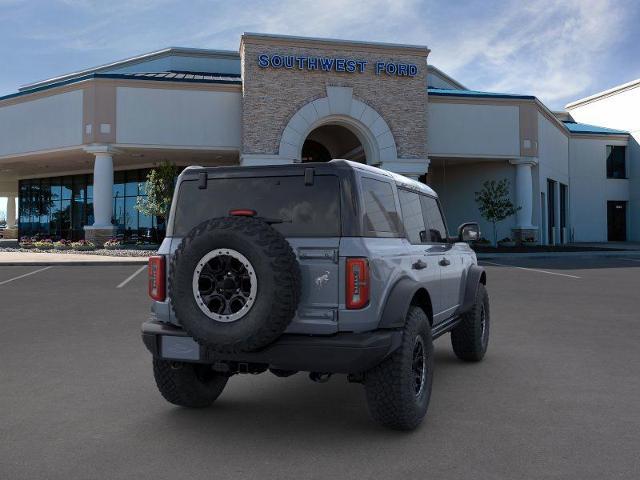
[142,160,489,430]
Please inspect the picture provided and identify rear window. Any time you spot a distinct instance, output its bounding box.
[172,175,341,237]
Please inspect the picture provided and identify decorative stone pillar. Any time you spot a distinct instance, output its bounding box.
[378,158,430,181]
[509,158,538,242]
[83,145,118,246]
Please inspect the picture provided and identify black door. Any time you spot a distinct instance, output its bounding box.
[547,179,556,244]
[607,201,627,241]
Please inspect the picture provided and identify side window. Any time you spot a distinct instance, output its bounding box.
[420,195,448,243]
[361,177,402,235]
[398,189,427,244]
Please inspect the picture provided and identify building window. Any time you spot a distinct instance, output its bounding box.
[606,145,626,179]
[17,168,167,242]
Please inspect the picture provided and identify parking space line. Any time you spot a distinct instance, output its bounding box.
[0,266,53,286]
[480,261,581,279]
[116,265,147,289]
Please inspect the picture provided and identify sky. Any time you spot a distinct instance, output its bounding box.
[1,0,639,107]
[0,0,639,219]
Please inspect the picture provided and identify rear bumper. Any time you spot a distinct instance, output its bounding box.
[141,320,402,374]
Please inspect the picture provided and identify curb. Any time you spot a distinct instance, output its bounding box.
[477,250,640,260]
[0,260,149,266]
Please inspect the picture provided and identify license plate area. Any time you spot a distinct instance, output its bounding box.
[160,335,200,361]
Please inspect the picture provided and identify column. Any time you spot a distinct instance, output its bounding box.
[6,195,16,228]
[510,158,538,242]
[83,145,117,245]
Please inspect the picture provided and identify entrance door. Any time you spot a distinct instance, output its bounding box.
[607,201,627,241]
[560,183,568,243]
[547,179,556,244]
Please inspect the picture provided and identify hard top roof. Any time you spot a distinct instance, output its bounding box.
[182,159,437,196]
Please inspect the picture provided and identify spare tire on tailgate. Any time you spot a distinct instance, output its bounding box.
[169,216,301,353]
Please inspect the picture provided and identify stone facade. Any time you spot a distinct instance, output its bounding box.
[240,35,429,161]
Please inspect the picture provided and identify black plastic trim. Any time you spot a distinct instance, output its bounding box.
[378,277,421,329]
[141,320,402,374]
[458,265,486,314]
[432,315,462,338]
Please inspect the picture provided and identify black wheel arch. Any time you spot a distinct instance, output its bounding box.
[457,265,487,315]
[378,277,433,329]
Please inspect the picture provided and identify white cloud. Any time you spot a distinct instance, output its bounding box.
[426,0,630,107]
[4,0,634,108]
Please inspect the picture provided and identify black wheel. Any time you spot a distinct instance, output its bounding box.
[169,216,301,353]
[451,283,490,362]
[153,359,228,408]
[364,306,434,430]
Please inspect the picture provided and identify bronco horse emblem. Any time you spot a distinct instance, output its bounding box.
[315,270,330,287]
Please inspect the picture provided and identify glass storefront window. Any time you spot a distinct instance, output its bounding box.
[62,177,72,200]
[18,168,169,242]
[113,171,125,199]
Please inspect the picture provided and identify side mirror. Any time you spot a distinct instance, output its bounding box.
[458,222,480,242]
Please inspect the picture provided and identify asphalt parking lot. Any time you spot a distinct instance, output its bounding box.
[1,256,639,479]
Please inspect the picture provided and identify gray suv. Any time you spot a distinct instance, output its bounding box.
[142,160,489,430]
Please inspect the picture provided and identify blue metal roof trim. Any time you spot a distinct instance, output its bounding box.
[0,72,242,102]
[562,121,628,135]
[428,87,535,100]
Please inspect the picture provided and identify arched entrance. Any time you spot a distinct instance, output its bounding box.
[301,124,365,163]
[277,86,398,166]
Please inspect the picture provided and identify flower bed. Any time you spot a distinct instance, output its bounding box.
[70,240,96,251]
[104,238,124,250]
[54,239,73,250]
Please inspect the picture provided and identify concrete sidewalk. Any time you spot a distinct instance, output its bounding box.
[0,251,148,266]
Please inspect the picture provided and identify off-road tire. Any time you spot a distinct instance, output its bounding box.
[451,283,490,362]
[153,359,228,408]
[364,306,434,431]
[169,216,301,353]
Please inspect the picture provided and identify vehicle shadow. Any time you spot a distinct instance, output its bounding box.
[149,348,466,440]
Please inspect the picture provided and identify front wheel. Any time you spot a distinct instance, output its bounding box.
[364,306,434,430]
[153,359,228,408]
[451,283,490,362]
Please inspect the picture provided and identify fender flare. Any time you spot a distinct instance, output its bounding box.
[458,265,486,315]
[378,277,429,329]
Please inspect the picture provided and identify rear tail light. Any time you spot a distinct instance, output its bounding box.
[148,256,166,301]
[346,258,369,309]
[229,209,257,217]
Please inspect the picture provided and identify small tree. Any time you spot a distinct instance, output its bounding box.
[136,161,179,223]
[474,179,520,246]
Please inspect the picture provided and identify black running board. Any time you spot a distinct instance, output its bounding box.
[432,315,462,339]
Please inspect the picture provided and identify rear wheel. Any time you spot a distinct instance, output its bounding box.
[364,306,433,430]
[153,359,228,408]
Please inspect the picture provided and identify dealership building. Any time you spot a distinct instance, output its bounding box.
[0,33,637,244]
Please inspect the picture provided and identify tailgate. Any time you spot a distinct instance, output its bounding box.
[284,237,340,334]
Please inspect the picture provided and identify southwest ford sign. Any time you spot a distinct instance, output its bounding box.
[257,54,418,77]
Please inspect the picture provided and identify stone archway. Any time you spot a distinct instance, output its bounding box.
[278,86,398,165]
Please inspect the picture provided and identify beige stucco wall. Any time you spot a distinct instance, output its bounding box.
[240,36,428,160]
[0,90,83,157]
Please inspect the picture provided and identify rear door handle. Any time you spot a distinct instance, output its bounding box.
[439,257,451,267]
[412,259,427,270]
